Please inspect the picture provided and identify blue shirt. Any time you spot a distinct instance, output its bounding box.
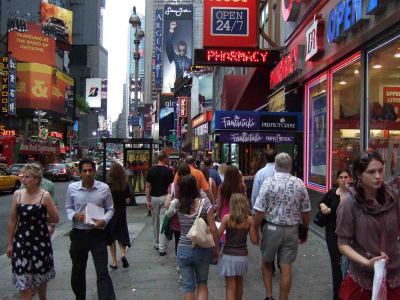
[208,168,222,187]
[65,180,114,230]
[251,163,276,212]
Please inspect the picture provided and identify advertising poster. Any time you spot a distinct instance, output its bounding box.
[85,78,102,108]
[382,86,400,120]
[154,10,163,89]
[126,149,150,194]
[159,94,175,137]
[8,22,56,66]
[40,2,73,46]
[162,4,193,93]
[144,104,153,131]
[16,62,74,115]
[310,94,327,177]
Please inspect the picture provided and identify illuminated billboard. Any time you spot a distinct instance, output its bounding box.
[16,62,74,115]
[8,22,56,66]
[40,2,73,47]
[85,78,102,108]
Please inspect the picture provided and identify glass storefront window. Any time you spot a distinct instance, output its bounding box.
[306,76,328,190]
[331,59,361,186]
[367,35,400,179]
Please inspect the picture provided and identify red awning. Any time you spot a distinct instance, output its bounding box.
[221,67,269,111]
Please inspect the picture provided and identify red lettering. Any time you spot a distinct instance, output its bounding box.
[282,0,302,22]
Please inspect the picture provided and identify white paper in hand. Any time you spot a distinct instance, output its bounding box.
[85,202,105,225]
[372,259,387,300]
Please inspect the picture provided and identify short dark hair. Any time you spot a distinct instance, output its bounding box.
[177,40,187,48]
[157,150,168,162]
[79,158,96,172]
[204,157,213,167]
[185,155,195,165]
[177,163,191,177]
[336,168,351,179]
[265,148,276,163]
[178,175,200,214]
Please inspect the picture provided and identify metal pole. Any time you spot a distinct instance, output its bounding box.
[133,27,140,142]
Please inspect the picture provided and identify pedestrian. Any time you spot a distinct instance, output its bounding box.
[217,193,258,300]
[7,163,59,299]
[107,162,132,269]
[218,163,227,183]
[204,157,222,187]
[145,150,174,256]
[251,148,276,211]
[65,158,116,300]
[165,163,191,283]
[200,166,218,202]
[318,169,351,300]
[253,153,311,300]
[218,166,246,223]
[176,175,219,300]
[336,151,400,299]
[20,161,58,235]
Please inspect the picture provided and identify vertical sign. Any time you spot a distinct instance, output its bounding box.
[85,78,102,108]
[8,56,17,115]
[305,16,324,61]
[1,56,9,114]
[179,96,187,117]
[162,5,193,93]
[154,10,163,89]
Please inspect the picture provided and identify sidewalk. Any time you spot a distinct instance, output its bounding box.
[0,196,333,300]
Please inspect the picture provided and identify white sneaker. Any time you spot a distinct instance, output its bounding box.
[178,274,183,283]
[176,266,180,273]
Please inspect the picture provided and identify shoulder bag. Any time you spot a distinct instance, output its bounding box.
[313,189,334,227]
[187,198,215,248]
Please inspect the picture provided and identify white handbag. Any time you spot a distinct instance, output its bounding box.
[187,198,215,248]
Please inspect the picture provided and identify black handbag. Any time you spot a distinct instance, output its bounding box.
[313,210,329,227]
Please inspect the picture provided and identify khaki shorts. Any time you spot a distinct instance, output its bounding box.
[260,223,298,264]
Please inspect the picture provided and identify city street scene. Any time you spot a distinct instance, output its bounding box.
[0,0,400,300]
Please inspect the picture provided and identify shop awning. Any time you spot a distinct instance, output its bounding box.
[221,68,270,110]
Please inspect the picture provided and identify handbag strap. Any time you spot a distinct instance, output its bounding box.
[194,198,205,221]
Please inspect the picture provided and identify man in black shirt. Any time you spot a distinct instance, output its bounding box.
[145,151,174,256]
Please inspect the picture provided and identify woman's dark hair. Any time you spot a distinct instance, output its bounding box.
[177,163,190,177]
[107,162,128,192]
[178,175,200,214]
[336,168,351,179]
[200,166,210,182]
[352,151,386,204]
[221,166,242,202]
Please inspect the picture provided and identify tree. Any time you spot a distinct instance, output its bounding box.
[75,95,90,113]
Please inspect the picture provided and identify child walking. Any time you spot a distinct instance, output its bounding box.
[217,193,258,300]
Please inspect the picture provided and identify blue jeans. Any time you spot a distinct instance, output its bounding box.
[176,245,212,293]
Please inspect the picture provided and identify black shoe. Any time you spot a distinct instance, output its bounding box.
[121,256,129,268]
[154,245,159,250]
[159,251,167,256]
[109,264,118,270]
[264,297,274,300]
[147,210,152,216]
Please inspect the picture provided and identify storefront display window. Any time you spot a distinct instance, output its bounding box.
[367,35,400,179]
[305,76,328,191]
[331,57,361,186]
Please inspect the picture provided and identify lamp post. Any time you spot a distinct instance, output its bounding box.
[129,6,145,142]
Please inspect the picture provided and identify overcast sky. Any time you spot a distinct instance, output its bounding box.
[103,0,145,122]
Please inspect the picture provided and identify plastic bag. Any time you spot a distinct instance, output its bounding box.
[372,259,387,300]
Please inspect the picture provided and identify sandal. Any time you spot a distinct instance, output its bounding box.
[109,264,118,270]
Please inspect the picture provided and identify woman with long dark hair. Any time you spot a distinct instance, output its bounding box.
[176,175,219,300]
[336,151,400,299]
[318,169,351,300]
[107,162,131,269]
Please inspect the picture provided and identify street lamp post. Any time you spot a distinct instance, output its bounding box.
[129,6,145,142]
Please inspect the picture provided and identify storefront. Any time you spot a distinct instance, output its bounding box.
[272,0,400,195]
[191,110,213,156]
[212,110,303,175]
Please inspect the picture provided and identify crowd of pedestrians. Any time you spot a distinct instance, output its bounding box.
[4,148,400,300]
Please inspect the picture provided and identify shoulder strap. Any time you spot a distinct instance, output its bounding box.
[18,190,22,204]
[194,198,205,221]
[40,192,45,204]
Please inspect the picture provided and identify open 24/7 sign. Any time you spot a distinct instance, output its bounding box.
[203,0,258,48]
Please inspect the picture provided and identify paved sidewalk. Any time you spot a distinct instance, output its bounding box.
[0,196,333,300]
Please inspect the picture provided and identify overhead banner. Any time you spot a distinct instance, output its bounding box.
[16,62,74,115]
[162,4,193,93]
[8,22,56,66]
[218,132,296,144]
[203,0,258,48]
[40,2,73,47]
[154,9,163,89]
[85,78,102,108]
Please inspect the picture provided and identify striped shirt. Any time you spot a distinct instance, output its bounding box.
[177,198,212,247]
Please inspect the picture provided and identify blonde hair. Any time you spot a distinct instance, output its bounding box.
[22,163,43,186]
[229,193,249,225]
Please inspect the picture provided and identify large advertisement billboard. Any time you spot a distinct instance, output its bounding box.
[85,78,102,108]
[159,94,175,137]
[154,9,163,89]
[16,62,74,115]
[8,22,56,66]
[203,0,258,48]
[40,2,73,47]
[162,5,193,93]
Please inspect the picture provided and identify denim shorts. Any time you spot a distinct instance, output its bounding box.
[176,245,212,293]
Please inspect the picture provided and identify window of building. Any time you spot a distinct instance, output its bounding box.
[367,35,400,179]
[331,56,361,186]
[305,75,328,191]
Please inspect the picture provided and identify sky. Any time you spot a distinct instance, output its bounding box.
[103,0,145,122]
